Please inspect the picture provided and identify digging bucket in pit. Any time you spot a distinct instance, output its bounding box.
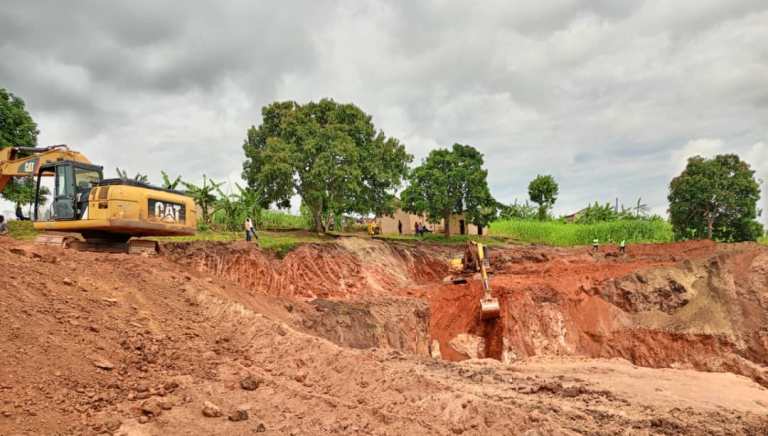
[477,242,500,320]
[480,293,500,320]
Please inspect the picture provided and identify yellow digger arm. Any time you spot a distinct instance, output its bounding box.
[0,145,92,191]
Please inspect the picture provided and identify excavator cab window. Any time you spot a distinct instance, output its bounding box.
[36,161,103,221]
[53,164,76,220]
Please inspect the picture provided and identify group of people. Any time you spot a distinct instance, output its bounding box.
[244,217,257,241]
[592,238,626,254]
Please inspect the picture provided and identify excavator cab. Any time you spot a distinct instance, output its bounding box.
[36,160,104,221]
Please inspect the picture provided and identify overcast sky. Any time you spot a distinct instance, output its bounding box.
[1,0,767,219]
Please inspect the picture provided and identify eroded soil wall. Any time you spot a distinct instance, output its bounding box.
[163,239,768,387]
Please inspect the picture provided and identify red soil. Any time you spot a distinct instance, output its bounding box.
[2,236,768,435]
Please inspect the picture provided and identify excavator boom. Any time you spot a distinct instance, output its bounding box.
[0,145,91,191]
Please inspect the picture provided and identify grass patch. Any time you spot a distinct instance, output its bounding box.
[7,220,38,240]
[153,230,333,257]
[759,236,767,245]
[374,232,507,246]
[489,219,674,246]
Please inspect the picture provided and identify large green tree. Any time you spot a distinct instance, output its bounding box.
[1,88,43,214]
[0,88,38,149]
[242,99,412,232]
[668,154,762,241]
[400,143,496,237]
[528,174,559,221]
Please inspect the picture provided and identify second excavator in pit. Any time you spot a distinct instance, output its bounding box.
[446,241,501,320]
[0,144,196,253]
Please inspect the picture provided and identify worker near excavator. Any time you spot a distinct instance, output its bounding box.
[0,215,8,236]
[244,217,255,241]
[15,204,28,221]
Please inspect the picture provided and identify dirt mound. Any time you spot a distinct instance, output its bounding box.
[2,237,768,434]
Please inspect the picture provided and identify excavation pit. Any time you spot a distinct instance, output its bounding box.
[162,238,768,388]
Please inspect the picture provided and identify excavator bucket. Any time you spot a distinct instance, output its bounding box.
[480,294,501,320]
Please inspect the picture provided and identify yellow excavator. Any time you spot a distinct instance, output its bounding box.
[0,145,196,253]
[446,241,501,320]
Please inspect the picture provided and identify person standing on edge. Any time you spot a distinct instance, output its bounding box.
[244,217,254,241]
[0,215,8,236]
[592,238,599,253]
[619,239,626,254]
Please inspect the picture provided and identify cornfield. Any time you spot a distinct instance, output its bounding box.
[258,210,311,230]
[489,219,673,246]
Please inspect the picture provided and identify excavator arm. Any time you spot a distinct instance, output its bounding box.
[0,145,92,191]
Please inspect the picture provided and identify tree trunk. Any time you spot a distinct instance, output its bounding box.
[443,211,451,238]
[538,205,547,221]
[706,215,714,240]
[312,209,324,233]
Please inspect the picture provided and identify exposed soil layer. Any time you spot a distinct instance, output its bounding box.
[2,237,768,435]
[423,241,768,387]
[165,238,768,387]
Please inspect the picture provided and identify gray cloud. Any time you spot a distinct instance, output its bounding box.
[1,0,766,221]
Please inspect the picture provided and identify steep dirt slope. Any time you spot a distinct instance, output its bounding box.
[165,238,768,387]
[421,241,768,387]
[2,238,768,435]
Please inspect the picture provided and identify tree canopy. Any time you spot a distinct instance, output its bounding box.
[1,89,44,214]
[400,143,496,237]
[528,174,559,220]
[242,99,412,232]
[668,154,762,241]
[0,88,38,149]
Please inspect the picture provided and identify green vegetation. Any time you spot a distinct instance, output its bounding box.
[116,168,149,184]
[669,154,762,241]
[528,174,559,221]
[0,88,38,148]
[209,208,310,231]
[575,199,659,224]
[154,230,331,257]
[0,88,48,216]
[401,143,496,237]
[258,210,311,229]
[498,200,538,220]
[1,176,50,216]
[489,219,673,246]
[242,98,412,233]
[6,220,38,240]
[182,175,223,226]
[375,232,506,246]
[160,171,182,190]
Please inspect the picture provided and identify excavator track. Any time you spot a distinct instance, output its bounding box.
[35,232,158,254]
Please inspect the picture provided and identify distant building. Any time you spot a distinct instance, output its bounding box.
[563,208,587,223]
[376,209,485,236]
